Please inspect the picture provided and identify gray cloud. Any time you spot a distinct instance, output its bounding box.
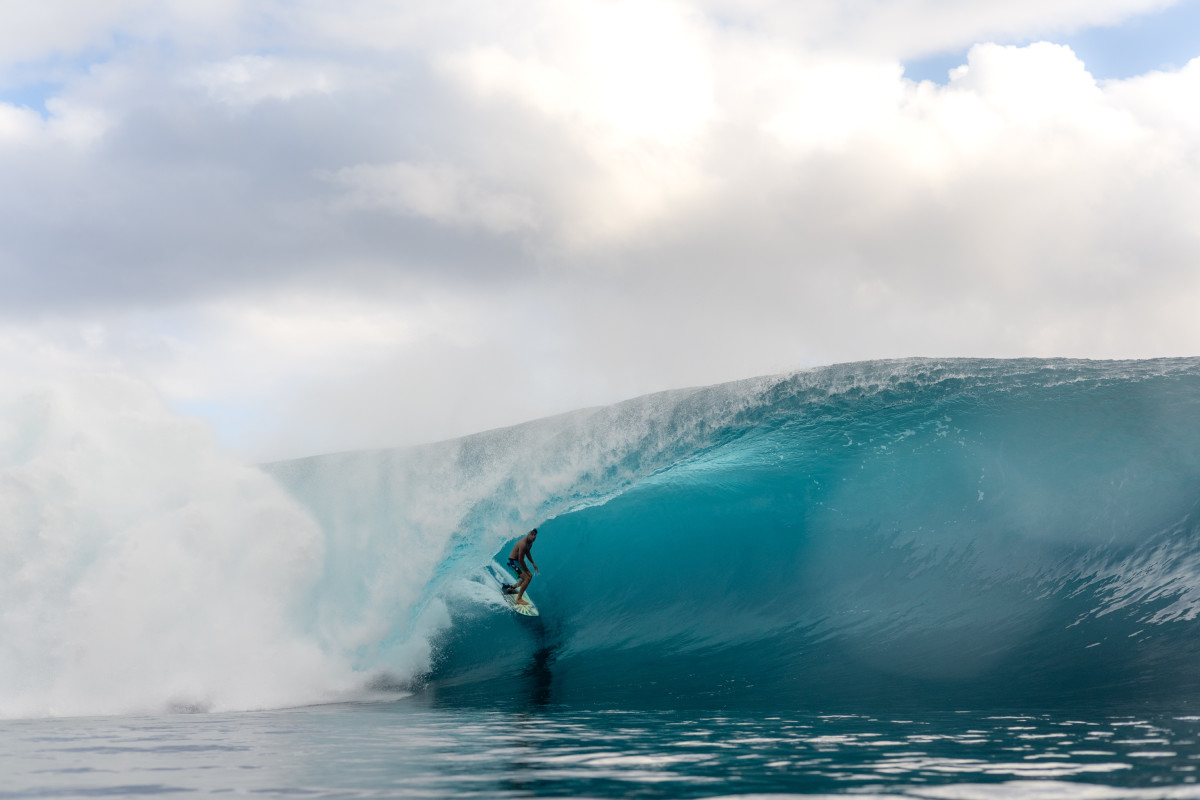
[0,1,1197,459]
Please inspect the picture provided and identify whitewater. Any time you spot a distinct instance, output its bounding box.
[4,357,1200,798]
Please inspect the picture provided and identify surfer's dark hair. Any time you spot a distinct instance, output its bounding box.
[529,528,538,535]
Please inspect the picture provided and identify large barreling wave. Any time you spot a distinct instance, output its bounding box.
[3,358,1200,717]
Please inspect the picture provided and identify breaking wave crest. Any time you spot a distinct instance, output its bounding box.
[4,358,1200,717]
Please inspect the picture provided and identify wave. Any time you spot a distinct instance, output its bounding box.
[270,357,1200,710]
[3,358,1200,717]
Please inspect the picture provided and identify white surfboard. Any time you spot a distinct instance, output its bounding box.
[485,562,540,617]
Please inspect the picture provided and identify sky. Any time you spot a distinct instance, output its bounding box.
[1,0,1198,461]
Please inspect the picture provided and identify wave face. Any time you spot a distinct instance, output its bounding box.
[270,358,1200,710]
[4,358,1200,718]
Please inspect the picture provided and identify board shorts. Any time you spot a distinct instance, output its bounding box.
[507,557,528,577]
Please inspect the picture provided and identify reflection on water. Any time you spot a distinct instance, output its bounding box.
[522,644,558,707]
[4,705,1200,798]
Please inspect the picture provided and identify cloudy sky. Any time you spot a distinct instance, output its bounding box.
[1,0,1198,460]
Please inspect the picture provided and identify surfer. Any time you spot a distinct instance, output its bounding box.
[504,528,539,605]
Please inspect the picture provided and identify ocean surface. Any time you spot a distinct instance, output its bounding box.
[3,357,1200,797]
[5,704,1200,798]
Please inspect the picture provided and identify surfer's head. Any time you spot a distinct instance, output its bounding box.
[527,528,538,540]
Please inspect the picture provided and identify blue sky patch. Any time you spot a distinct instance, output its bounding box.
[905,0,1200,83]
[0,80,60,114]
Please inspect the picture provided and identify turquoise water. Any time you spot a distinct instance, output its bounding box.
[271,357,1200,711]
[5,702,1200,798]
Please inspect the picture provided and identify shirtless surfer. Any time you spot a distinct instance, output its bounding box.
[503,528,539,605]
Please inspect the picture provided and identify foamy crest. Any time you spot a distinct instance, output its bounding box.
[0,373,351,718]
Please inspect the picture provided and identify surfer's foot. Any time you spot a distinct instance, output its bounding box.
[502,584,516,594]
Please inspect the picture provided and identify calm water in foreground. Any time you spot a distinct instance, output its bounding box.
[4,701,1200,799]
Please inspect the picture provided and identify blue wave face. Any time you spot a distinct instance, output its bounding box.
[395,358,1200,710]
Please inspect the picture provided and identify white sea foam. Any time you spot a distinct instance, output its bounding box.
[0,373,357,718]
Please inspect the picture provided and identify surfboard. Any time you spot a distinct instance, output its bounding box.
[485,562,540,617]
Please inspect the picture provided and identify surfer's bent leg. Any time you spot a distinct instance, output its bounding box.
[506,561,525,597]
[515,568,533,603]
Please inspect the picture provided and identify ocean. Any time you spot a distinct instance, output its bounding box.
[4,704,1200,798]
[3,357,1200,798]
